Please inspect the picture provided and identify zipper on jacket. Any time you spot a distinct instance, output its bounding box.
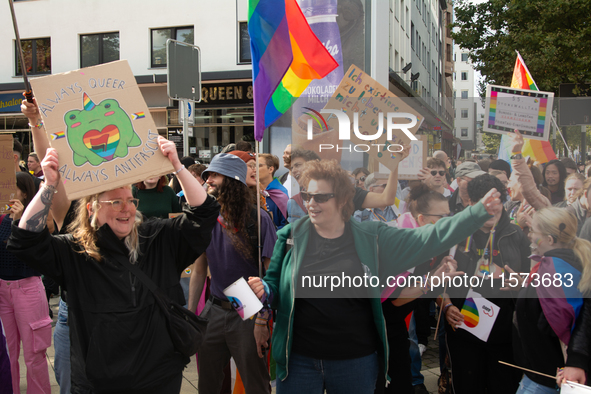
[129,272,137,308]
[284,235,296,380]
[376,234,390,387]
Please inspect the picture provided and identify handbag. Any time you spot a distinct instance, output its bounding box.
[112,254,208,357]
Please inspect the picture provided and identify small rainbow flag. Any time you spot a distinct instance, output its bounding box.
[511,52,538,91]
[461,298,479,328]
[132,112,145,120]
[249,0,338,141]
[51,131,65,141]
[83,92,95,111]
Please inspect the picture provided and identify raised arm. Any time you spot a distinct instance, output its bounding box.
[509,129,551,210]
[19,148,59,232]
[158,137,207,207]
[361,144,410,209]
[21,96,71,230]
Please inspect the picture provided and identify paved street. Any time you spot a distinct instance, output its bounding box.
[18,296,443,393]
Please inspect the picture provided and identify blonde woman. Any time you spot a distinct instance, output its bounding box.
[511,208,591,393]
[7,138,219,394]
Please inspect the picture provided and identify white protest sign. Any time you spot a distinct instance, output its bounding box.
[458,289,500,342]
[398,135,427,180]
[484,84,554,141]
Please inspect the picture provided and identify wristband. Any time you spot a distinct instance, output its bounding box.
[173,165,185,175]
[28,120,44,128]
[443,302,453,315]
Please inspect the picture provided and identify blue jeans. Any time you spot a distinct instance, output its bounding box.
[408,314,424,386]
[516,375,559,394]
[54,299,71,394]
[277,352,378,394]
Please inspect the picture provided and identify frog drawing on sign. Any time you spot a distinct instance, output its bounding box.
[64,92,141,166]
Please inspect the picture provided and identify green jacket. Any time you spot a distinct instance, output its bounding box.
[263,203,492,384]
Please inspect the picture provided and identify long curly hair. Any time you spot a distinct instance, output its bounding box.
[67,186,143,264]
[216,177,254,260]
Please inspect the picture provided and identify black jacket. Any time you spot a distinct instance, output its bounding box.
[513,249,586,388]
[8,196,220,393]
[446,209,531,344]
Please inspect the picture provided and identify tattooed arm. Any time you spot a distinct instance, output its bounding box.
[19,148,60,232]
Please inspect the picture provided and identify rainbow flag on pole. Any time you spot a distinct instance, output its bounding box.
[248,0,338,141]
[505,51,556,163]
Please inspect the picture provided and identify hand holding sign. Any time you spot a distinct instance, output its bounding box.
[41,148,60,188]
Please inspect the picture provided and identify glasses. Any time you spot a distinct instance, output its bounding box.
[99,198,139,211]
[247,163,257,170]
[419,212,450,218]
[300,192,335,203]
[370,183,387,190]
[430,170,446,176]
[355,175,367,185]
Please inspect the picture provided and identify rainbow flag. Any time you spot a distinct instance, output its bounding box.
[511,52,538,91]
[509,51,556,164]
[132,112,145,120]
[249,0,338,141]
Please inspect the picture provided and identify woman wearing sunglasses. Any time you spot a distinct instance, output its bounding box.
[7,138,220,394]
[248,159,503,393]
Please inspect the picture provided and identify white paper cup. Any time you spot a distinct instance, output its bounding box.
[561,381,591,393]
[223,277,263,320]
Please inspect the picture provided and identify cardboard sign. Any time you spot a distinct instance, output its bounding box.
[0,135,17,214]
[292,65,424,171]
[30,60,174,200]
[398,135,428,180]
[484,84,554,141]
[458,289,500,342]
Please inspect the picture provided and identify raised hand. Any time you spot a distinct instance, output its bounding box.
[479,188,502,216]
[40,148,60,187]
[508,129,525,154]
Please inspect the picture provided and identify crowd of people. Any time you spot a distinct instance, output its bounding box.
[0,97,590,394]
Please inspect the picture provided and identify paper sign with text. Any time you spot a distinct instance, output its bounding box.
[458,289,500,342]
[484,84,554,141]
[0,135,17,214]
[30,60,174,200]
[292,64,424,172]
[398,135,428,180]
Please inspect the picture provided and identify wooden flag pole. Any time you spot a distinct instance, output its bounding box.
[8,0,33,102]
[498,361,556,380]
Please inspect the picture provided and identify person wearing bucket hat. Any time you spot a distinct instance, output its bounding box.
[449,162,487,215]
[189,152,277,394]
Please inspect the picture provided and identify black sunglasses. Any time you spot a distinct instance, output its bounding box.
[355,175,367,184]
[419,212,450,218]
[430,170,446,176]
[301,192,335,203]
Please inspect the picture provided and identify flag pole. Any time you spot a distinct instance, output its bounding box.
[256,140,263,278]
[8,0,33,103]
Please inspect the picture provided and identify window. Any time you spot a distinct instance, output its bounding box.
[461,53,469,62]
[417,36,421,59]
[80,33,119,68]
[238,22,251,64]
[151,26,194,67]
[461,71,468,81]
[15,38,51,75]
[461,109,469,118]
[461,128,468,137]
[393,0,399,20]
[400,0,405,30]
[461,90,468,99]
[411,23,415,49]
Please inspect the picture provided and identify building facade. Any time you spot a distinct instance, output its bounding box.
[452,40,479,156]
